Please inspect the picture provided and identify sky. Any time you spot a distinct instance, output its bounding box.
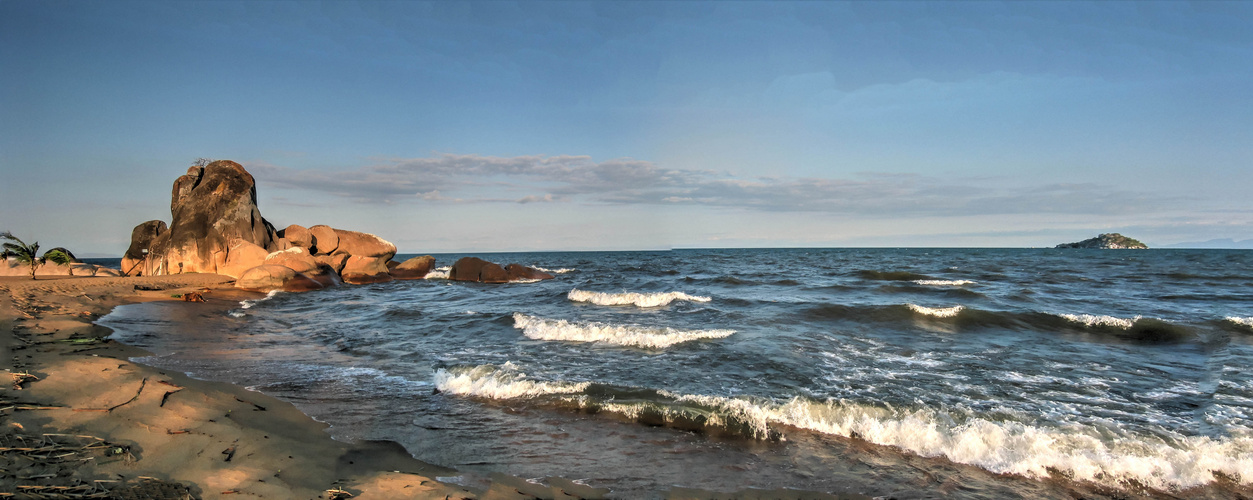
[2,1,1251,254]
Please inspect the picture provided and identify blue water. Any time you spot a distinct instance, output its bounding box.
[100,249,1253,498]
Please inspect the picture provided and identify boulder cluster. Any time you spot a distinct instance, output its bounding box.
[121,160,552,292]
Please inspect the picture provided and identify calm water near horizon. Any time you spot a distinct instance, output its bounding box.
[99,248,1253,498]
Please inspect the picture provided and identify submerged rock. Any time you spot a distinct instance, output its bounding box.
[1056,233,1148,249]
[449,257,509,283]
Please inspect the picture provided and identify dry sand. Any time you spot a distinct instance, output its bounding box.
[0,275,475,500]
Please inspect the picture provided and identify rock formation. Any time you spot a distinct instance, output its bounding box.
[122,220,167,276]
[121,160,553,292]
[450,257,554,284]
[1056,233,1148,249]
[391,255,436,279]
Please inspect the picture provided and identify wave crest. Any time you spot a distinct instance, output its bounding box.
[913,279,976,286]
[512,313,733,349]
[424,266,451,279]
[1058,313,1139,329]
[567,289,711,308]
[1226,316,1253,328]
[433,366,1253,491]
[434,365,590,399]
[534,266,575,274]
[906,304,965,318]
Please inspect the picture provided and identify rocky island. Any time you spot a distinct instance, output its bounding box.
[1056,233,1148,249]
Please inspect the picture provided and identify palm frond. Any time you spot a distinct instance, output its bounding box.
[43,248,72,266]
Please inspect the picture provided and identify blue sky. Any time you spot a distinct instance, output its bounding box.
[2,1,1251,254]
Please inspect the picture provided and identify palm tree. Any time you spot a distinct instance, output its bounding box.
[1,232,71,280]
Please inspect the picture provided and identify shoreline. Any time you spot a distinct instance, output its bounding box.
[0,274,474,499]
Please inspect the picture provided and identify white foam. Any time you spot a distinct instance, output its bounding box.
[424,266,451,279]
[1058,313,1139,329]
[534,266,575,274]
[1225,317,1253,328]
[913,279,976,286]
[668,393,1253,491]
[433,368,1253,490]
[567,289,711,308]
[905,304,964,318]
[433,365,590,399]
[510,278,543,284]
[512,313,734,349]
[229,290,282,317]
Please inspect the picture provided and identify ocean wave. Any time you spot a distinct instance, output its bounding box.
[434,366,1253,491]
[424,266,451,279]
[567,289,711,308]
[512,313,734,349]
[533,266,575,274]
[1226,317,1253,328]
[906,304,965,318]
[228,290,282,317]
[1058,313,1139,329]
[913,279,976,286]
[434,365,590,399]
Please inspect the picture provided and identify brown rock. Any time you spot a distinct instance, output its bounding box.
[315,253,350,274]
[235,265,323,292]
[263,247,320,275]
[308,225,338,255]
[331,229,396,259]
[282,224,312,248]
[391,255,435,279]
[217,241,270,279]
[505,264,555,281]
[449,257,509,284]
[122,220,168,276]
[182,291,206,302]
[148,160,279,275]
[341,255,393,284]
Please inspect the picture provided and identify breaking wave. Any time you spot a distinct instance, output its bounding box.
[512,313,734,349]
[1226,317,1253,329]
[906,304,965,318]
[424,266,451,279]
[567,289,711,308]
[534,266,575,274]
[913,279,976,286]
[433,366,1253,491]
[1057,313,1140,329]
[229,290,282,317]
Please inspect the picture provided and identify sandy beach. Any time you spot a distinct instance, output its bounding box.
[0,274,477,499]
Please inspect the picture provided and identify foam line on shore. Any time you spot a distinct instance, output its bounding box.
[567,289,711,308]
[435,365,1253,491]
[230,290,282,317]
[512,313,733,349]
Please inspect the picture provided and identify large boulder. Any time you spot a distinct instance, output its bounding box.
[342,255,393,284]
[314,253,350,274]
[281,224,313,249]
[216,241,270,279]
[449,257,509,284]
[308,225,338,255]
[263,247,320,275]
[331,229,395,259]
[505,264,555,281]
[235,265,323,292]
[122,220,168,276]
[148,161,278,275]
[391,255,435,279]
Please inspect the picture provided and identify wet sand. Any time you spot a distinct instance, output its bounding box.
[0,274,472,499]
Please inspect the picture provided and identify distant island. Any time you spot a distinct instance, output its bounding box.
[1056,233,1148,249]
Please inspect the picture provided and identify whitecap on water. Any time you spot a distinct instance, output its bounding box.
[1057,313,1140,329]
[228,290,282,317]
[912,279,977,286]
[905,304,964,318]
[567,289,711,308]
[433,366,1253,491]
[512,313,733,349]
